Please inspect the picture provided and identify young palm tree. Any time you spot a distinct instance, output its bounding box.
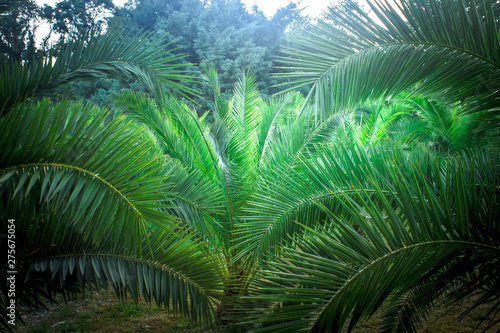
[110,65,352,319]
[0,45,351,328]
[345,93,494,152]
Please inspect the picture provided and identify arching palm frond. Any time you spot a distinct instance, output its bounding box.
[111,91,230,246]
[354,100,408,147]
[0,29,198,114]
[276,0,500,121]
[223,70,264,215]
[112,87,237,298]
[112,90,220,177]
[347,94,485,151]
[25,222,223,325]
[244,146,500,332]
[257,99,348,179]
[0,100,222,326]
[396,95,495,152]
[234,108,352,262]
[256,92,303,163]
[201,64,230,122]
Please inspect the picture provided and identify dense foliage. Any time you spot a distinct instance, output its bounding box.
[0,0,305,108]
[130,0,303,96]
[0,0,39,62]
[1,0,499,332]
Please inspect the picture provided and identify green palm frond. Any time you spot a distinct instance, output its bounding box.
[223,70,264,211]
[112,91,230,242]
[202,64,229,121]
[0,100,222,325]
[0,30,197,113]
[398,95,494,151]
[113,91,221,180]
[276,0,500,121]
[24,222,222,324]
[257,92,303,158]
[112,91,187,162]
[244,146,500,332]
[0,100,175,238]
[357,101,406,147]
[234,112,358,261]
[3,208,222,324]
[261,109,350,186]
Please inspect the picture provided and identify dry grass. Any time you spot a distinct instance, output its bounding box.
[14,292,499,332]
[15,292,220,333]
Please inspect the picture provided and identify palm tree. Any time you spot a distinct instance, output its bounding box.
[111,61,496,333]
[0,43,352,328]
[242,0,500,331]
[0,30,220,328]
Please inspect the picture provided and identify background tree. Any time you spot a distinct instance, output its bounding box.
[112,0,306,109]
[1,0,306,111]
[41,0,115,41]
[0,0,40,62]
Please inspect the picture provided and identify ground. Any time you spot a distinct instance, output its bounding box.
[13,292,500,332]
[14,292,220,333]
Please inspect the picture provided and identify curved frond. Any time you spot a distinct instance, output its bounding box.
[25,224,223,324]
[223,70,264,211]
[235,142,376,261]
[201,63,229,121]
[276,0,500,121]
[244,147,500,332]
[0,99,176,238]
[0,99,223,325]
[112,91,230,242]
[0,30,197,113]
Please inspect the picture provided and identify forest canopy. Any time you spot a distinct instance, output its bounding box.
[1,0,307,108]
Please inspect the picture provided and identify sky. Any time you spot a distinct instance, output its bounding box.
[35,0,335,18]
[243,0,333,17]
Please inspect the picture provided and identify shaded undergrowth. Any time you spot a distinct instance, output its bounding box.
[15,292,499,332]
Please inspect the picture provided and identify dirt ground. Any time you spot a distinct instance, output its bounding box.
[12,292,500,333]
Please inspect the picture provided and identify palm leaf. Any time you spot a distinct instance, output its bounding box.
[235,134,375,262]
[243,146,500,332]
[25,223,222,324]
[112,91,230,243]
[0,100,223,326]
[0,30,198,113]
[276,0,500,122]
[201,63,230,121]
[223,70,264,214]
